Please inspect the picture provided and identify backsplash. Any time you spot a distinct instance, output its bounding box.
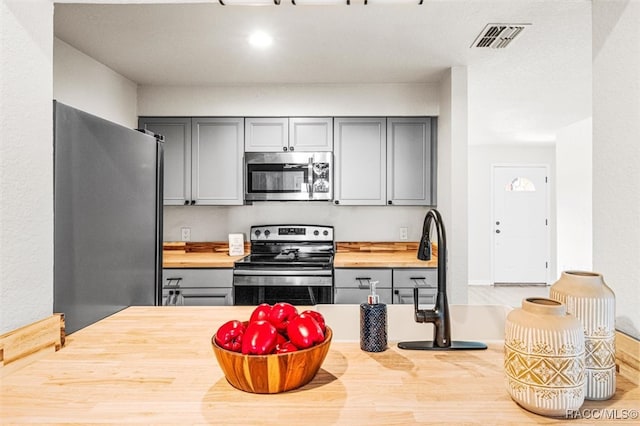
[163,203,429,242]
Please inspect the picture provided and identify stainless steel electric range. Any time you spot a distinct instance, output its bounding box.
[233,225,334,305]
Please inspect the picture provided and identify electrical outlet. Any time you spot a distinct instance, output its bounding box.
[399,227,408,240]
[181,227,191,242]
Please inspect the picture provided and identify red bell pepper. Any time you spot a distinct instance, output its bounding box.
[300,310,326,333]
[286,313,325,350]
[249,303,272,323]
[269,302,299,333]
[275,341,299,354]
[241,320,278,355]
[214,320,246,353]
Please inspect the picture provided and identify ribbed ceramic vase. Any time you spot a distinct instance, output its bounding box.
[504,298,585,417]
[550,271,616,400]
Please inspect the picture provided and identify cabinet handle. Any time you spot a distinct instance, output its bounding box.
[184,200,189,205]
[356,277,372,289]
[388,200,393,205]
[289,146,294,151]
[410,277,426,281]
[334,200,340,205]
[283,146,288,152]
[191,200,196,205]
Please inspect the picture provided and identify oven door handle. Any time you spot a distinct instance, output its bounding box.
[233,269,332,276]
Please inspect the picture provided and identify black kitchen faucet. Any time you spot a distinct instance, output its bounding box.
[398,208,487,350]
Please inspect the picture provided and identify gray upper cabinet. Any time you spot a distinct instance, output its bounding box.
[139,116,244,206]
[138,117,191,205]
[333,118,387,205]
[191,118,244,205]
[289,117,333,151]
[245,117,332,152]
[244,117,289,152]
[387,117,436,206]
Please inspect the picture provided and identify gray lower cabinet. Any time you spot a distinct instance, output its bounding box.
[334,267,436,305]
[392,269,437,306]
[139,117,244,206]
[334,269,393,304]
[162,268,233,306]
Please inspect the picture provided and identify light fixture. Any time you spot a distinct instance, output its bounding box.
[219,1,280,5]
[248,31,273,48]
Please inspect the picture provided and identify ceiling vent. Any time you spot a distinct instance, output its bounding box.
[471,24,530,49]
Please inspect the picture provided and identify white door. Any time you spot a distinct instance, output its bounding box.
[493,165,549,284]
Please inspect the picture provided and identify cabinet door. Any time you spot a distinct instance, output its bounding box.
[333,118,386,205]
[387,117,435,206]
[139,117,191,205]
[191,118,244,205]
[245,117,289,152]
[289,117,333,151]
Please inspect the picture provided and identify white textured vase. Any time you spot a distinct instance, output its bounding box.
[504,297,585,417]
[550,271,616,400]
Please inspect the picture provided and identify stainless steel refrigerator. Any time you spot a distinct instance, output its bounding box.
[54,101,163,334]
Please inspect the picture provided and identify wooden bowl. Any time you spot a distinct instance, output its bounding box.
[211,327,332,394]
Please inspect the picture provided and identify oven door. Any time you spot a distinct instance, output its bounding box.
[244,152,332,201]
[233,270,333,305]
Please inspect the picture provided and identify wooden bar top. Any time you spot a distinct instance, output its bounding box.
[1,306,637,424]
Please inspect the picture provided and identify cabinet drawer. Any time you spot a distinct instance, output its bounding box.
[393,288,436,306]
[334,269,392,289]
[162,268,232,289]
[163,287,232,306]
[392,269,437,289]
[334,288,393,305]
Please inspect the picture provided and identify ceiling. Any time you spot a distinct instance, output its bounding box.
[53,0,592,145]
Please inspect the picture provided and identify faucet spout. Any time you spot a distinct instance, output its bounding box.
[398,208,487,351]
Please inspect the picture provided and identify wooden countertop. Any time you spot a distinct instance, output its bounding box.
[1,306,637,424]
[162,242,437,269]
[334,251,436,268]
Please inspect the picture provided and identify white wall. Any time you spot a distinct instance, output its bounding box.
[468,144,556,286]
[141,83,441,243]
[556,118,592,276]
[138,83,439,117]
[437,67,468,305]
[53,37,138,128]
[0,0,53,334]
[593,0,640,339]
[165,204,429,242]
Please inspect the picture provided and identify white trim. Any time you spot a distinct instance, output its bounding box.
[468,280,492,286]
[490,163,551,285]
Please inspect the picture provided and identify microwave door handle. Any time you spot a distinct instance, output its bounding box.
[308,157,313,199]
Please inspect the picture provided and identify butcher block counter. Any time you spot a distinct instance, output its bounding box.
[163,241,437,269]
[1,306,638,425]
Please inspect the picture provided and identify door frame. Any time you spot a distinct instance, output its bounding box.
[490,163,551,285]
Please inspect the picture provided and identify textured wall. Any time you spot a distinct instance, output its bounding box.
[0,0,54,334]
[593,0,640,339]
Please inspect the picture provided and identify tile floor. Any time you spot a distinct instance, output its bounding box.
[467,284,551,308]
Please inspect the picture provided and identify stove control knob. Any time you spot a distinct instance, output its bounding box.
[255,230,261,237]
[264,230,271,237]
[323,230,329,236]
[313,230,319,236]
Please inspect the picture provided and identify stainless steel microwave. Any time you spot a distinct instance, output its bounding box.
[244,152,332,201]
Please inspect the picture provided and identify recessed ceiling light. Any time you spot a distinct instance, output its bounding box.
[248,31,273,48]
